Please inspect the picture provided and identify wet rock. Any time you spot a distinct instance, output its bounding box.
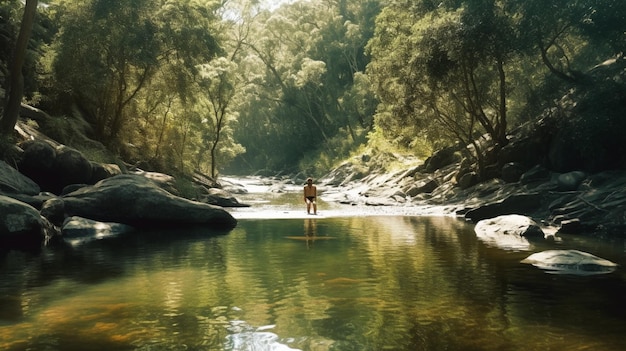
[62,174,237,229]
[0,195,47,249]
[62,216,135,245]
[474,214,546,250]
[521,250,617,275]
[41,197,65,226]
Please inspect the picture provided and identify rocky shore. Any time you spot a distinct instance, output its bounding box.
[0,127,241,250]
[318,150,626,240]
[2,58,626,253]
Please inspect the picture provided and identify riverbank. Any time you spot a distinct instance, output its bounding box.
[222,175,455,220]
[229,152,626,240]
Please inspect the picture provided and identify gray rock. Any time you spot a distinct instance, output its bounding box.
[405,178,439,196]
[557,171,587,191]
[53,146,93,187]
[16,140,56,190]
[498,134,548,168]
[558,218,583,234]
[501,162,525,183]
[458,171,478,190]
[465,193,543,222]
[474,214,545,250]
[203,188,250,207]
[0,195,47,249]
[41,197,65,226]
[130,170,179,195]
[521,250,617,275]
[0,160,40,195]
[17,142,95,194]
[424,146,460,173]
[519,165,550,184]
[62,216,135,245]
[90,162,122,183]
[62,174,237,229]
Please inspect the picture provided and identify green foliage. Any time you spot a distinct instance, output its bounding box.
[366,0,626,175]
[226,0,382,174]
[4,0,624,177]
[558,74,626,171]
[39,114,89,146]
[41,0,231,176]
[0,0,50,102]
[367,0,518,175]
[298,125,369,176]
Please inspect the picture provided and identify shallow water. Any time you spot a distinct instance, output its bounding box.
[1,185,626,351]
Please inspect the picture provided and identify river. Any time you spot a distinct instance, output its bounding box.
[1,177,625,350]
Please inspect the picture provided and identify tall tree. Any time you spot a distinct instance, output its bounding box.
[1,0,38,135]
[224,0,381,173]
[367,0,519,175]
[196,57,244,178]
[49,0,221,153]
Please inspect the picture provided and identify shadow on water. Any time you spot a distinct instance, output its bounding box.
[0,227,232,320]
[1,214,626,351]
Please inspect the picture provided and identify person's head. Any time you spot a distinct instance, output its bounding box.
[306,177,313,185]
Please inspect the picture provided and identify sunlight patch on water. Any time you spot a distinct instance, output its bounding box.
[225,321,301,351]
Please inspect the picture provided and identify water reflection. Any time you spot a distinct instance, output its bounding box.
[1,217,626,351]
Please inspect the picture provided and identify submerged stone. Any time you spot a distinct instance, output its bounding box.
[521,249,617,275]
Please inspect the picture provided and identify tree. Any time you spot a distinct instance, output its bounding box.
[1,0,38,135]
[223,0,381,173]
[49,0,221,154]
[509,0,626,84]
[367,0,519,175]
[196,57,244,178]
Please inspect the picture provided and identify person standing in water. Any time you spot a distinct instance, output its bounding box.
[303,177,317,215]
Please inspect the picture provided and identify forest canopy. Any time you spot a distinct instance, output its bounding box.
[1,0,624,178]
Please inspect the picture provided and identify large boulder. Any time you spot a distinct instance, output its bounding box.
[424,146,460,173]
[0,195,48,249]
[474,214,546,250]
[17,139,56,191]
[201,188,250,207]
[62,175,237,229]
[90,162,122,184]
[130,170,179,195]
[465,193,544,222]
[53,146,93,189]
[521,250,618,275]
[0,160,40,195]
[17,141,93,194]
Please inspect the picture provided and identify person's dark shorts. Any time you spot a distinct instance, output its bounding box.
[306,196,316,202]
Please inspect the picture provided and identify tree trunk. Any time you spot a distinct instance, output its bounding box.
[1,0,38,135]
